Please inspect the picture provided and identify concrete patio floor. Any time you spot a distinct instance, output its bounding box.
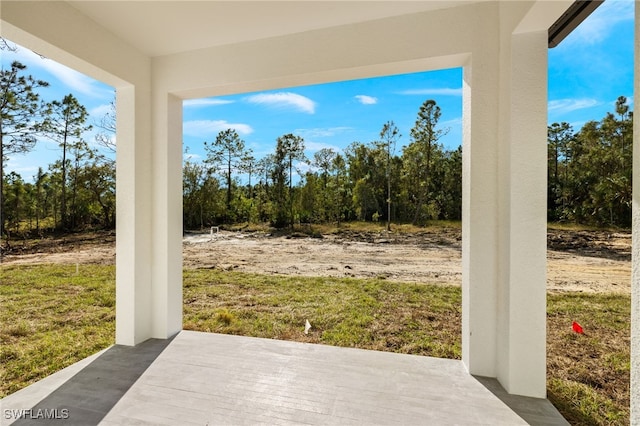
[1,330,568,425]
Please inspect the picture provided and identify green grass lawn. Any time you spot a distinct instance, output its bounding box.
[0,264,630,424]
[0,264,115,397]
[547,292,630,425]
[183,269,462,358]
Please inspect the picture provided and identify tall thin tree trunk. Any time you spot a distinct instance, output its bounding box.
[289,158,294,229]
[412,144,431,225]
[387,147,391,232]
[72,159,78,229]
[226,155,232,213]
[61,132,68,230]
[0,133,4,250]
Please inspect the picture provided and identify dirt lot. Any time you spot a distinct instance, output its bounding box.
[1,227,631,294]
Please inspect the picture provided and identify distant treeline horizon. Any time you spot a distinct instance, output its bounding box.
[1,59,634,244]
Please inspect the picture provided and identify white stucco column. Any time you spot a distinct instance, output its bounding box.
[630,3,639,424]
[115,84,153,345]
[114,71,183,345]
[462,49,500,378]
[115,87,183,344]
[150,91,183,339]
[463,7,548,399]
[496,30,548,399]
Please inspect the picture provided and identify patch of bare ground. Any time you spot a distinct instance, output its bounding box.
[182,228,462,285]
[547,229,630,294]
[1,231,116,266]
[0,226,631,293]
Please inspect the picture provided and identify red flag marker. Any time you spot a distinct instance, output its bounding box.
[572,321,584,334]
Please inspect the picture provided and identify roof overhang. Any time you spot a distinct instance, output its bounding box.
[65,1,484,58]
[548,0,604,48]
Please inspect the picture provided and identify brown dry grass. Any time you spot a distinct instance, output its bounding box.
[547,292,630,425]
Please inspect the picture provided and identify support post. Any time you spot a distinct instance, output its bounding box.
[462,55,500,378]
[150,92,183,339]
[630,4,640,423]
[115,88,183,344]
[115,84,153,345]
[497,30,548,398]
[463,14,548,399]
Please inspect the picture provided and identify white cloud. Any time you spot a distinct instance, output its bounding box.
[184,153,202,161]
[567,1,634,46]
[304,140,343,153]
[9,48,48,69]
[294,127,352,139]
[12,166,40,177]
[5,158,39,178]
[183,98,234,107]
[294,161,313,176]
[40,58,106,97]
[355,95,378,105]
[246,92,316,114]
[548,98,600,114]
[90,103,114,119]
[398,88,462,96]
[568,121,587,130]
[8,47,110,98]
[440,117,462,128]
[183,120,253,137]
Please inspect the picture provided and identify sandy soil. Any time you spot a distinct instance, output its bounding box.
[1,228,631,294]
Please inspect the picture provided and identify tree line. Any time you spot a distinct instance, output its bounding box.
[1,59,635,247]
[183,99,462,230]
[1,60,115,242]
[547,96,632,227]
[184,96,635,230]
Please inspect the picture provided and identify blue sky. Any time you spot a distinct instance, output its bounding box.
[182,68,463,164]
[1,0,634,181]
